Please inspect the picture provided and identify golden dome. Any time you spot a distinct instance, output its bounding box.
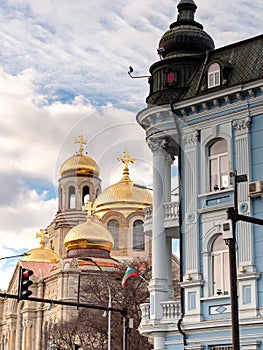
[22,230,61,263]
[60,135,100,177]
[94,150,152,218]
[64,215,114,252]
[22,247,61,263]
[60,154,100,177]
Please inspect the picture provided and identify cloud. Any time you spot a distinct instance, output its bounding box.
[0,0,263,289]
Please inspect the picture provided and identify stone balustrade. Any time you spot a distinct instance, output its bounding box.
[143,201,179,237]
[140,301,181,326]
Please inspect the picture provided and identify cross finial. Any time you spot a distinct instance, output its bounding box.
[74,135,88,155]
[82,201,95,220]
[117,150,135,180]
[36,229,49,248]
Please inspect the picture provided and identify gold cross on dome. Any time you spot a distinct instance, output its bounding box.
[82,201,95,218]
[36,229,49,248]
[117,150,135,179]
[74,135,88,155]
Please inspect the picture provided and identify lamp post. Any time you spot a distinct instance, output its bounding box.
[79,257,112,350]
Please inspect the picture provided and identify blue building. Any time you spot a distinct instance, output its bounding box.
[137,1,263,349]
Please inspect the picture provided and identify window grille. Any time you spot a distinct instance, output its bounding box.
[210,346,232,350]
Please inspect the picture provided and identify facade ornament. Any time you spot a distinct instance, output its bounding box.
[147,138,168,155]
[233,116,251,135]
[224,96,230,104]
[182,130,200,149]
[165,151,175,165]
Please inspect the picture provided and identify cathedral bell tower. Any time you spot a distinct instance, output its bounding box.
[46,135,101,258]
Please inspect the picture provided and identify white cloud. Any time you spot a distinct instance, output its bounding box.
[0,0,262,289]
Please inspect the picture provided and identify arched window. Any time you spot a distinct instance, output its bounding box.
[107,220,119,249]
[68,186,76,209]
[208,63,220,88]
[82,185,90,205]
[211,235,229,296]
[208,139,228,191]
[59,187,62,209]
[133,220,145,250]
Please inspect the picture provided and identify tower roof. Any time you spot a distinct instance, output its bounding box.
[22,230,61,263]
[94,150,152,218]
[158,0,214,59]
[64,203,114,252]
[60,135,100,177]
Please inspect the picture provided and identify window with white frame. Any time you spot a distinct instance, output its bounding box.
[208,63,221,88]
[208,138,229,191]
[211,234,230,296]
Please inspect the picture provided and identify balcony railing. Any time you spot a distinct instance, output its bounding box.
[140,301,181,326]
[143,201,179,236]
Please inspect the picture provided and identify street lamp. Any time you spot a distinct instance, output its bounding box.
[79,257,112,350]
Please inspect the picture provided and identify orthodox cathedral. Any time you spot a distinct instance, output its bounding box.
[2,0,263,349]
[136,0,263,349]
[0,137,156,349]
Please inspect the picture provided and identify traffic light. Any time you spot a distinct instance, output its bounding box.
[18,266,33,300]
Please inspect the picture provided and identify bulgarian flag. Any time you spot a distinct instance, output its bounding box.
[122,267,140,287]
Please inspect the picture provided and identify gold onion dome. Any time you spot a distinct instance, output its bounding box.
[94,150,152,218]
[64,203,114,252]
[60,135,100,177]
[22,230,61,263]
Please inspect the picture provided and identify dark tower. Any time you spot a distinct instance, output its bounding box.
[147,0,214,105]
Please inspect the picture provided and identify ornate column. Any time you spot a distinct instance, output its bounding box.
[233,116,253,267]
[233,116,259,318]
[180,130,203,321]
[147,138,169,322]
[182,130,200,276]
[165,152,175,300]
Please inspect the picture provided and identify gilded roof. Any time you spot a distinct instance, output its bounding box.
[64,216,114,252]
[94,150,152,218]
[60,135,100,177]
[22,230,61,263]
[60,154,100,177]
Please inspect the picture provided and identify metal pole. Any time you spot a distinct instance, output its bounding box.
[80,258,111,350]
[225,173,240,350]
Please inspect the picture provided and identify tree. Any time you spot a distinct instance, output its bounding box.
[45,258,179,349]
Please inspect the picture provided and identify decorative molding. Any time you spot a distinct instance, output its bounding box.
[182,130,200,149]
[233,116,251,135]
[147,138,167,155]
[165,152,175,165]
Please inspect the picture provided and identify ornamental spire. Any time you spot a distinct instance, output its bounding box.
[82,201,95,222]
[117,150,135,181]
[74,134,87,155]
[177,0,197,22]
[36,229,49,248]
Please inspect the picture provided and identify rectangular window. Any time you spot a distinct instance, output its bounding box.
[243,285,252,304]
[188,292,196,310]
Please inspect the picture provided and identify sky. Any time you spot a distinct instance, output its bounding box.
[0,0,263,290]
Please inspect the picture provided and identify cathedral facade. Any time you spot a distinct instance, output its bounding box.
[0,139,156,349]
[137,0,263,349]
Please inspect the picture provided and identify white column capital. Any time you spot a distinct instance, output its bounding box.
[233,116,251,135]
[165,152,174,165]
[147,138,167,155]
[182,130,200,149]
